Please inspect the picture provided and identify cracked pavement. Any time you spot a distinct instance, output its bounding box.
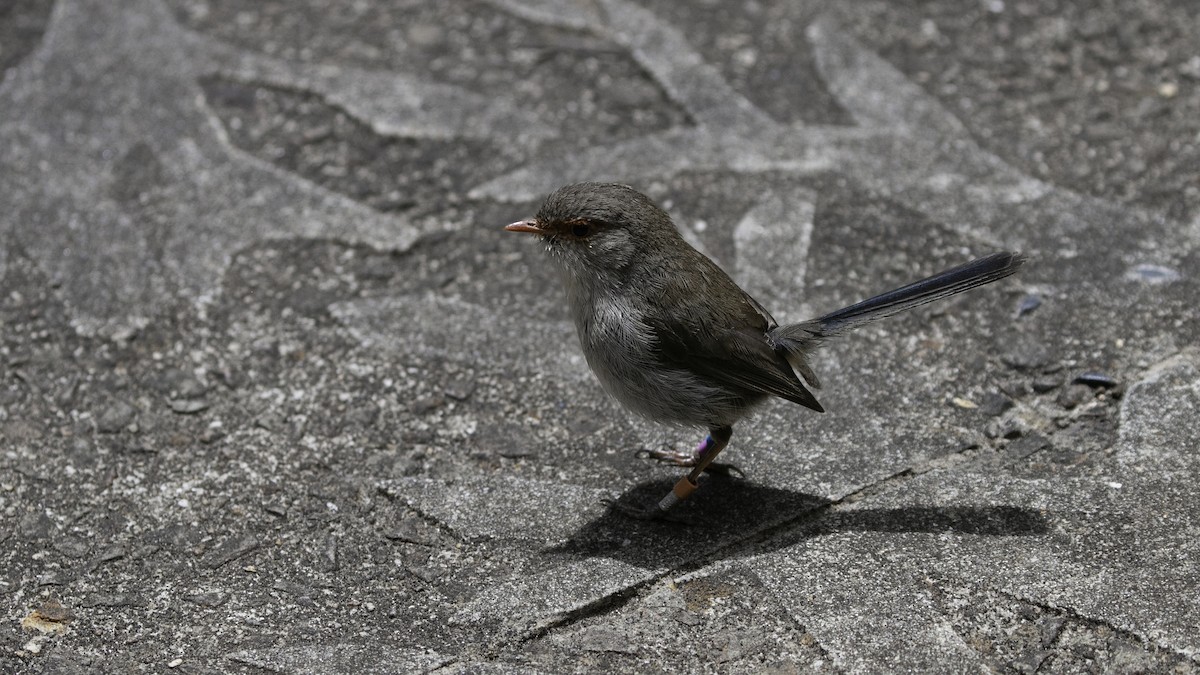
[2,0,1199,672]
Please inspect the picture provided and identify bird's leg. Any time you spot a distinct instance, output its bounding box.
[638,437,713,466]
[654,425,733,514]
[637,428,743,476]
[609,426,738,520]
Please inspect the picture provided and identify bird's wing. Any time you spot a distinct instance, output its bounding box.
[648,316,825,414]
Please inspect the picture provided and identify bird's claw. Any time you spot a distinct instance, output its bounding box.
[633,447,745,478]
[699,462,745,479]
[635,445,695,466]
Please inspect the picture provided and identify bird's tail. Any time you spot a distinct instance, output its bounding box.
[768,252,1025,389]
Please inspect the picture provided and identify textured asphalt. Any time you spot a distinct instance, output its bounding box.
[2,1,1199,672]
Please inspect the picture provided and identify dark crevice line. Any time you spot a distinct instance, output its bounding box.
[515,575,659,643]
[670,467,919,577]
[507,466,920,647]
[993,587,1200,665]
[374,484,465,544]
[502,402,1060,649]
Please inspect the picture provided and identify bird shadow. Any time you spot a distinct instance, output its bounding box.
[545,475,1049,570]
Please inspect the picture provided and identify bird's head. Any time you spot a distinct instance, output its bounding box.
[504,182,681,283]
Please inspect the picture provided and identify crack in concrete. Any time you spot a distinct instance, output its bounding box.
[765,595,837,666]
[503,404,1064,653]
[374,483,465,545]
[514,577,656,645]
[502,413,1035,645]
[1117,349,1200,434]
[505,468,913,645]
[995,588,1200,665]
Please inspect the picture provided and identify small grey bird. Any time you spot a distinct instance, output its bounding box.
[505,182,1024,516]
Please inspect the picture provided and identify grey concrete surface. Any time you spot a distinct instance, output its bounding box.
[2,0,1199,672]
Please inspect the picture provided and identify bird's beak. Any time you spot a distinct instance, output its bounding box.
[504,219,544,235]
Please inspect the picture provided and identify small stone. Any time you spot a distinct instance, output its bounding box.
[985,419,1024,440]
[1013,649,1051,674]
[998,378,1032,399]
[168,658,183,668]
[98,544,127,563]
[384,519,439,546]
[1001,337,1052,370]
[154,368,208,399]
[199,427,224,444]
[359,254,397,280]
[1072,372,1117,388]
[20,511,55,538]
[185,592,228,608]
[445,375,476,401]
[96,400,136,433]
[1016,294,1041,317]
[1056,384,1092,410]
[1158,81,1179,98]
[254,412,283,431]
[321,534,339,573]
[407,565,439,583]
[1181,56,1200,80]
[203,534,260,569]
[177,378,206,399]
[216,365,244,389]
[37,572,72,586]
[56,377,80,407]
[21,600,73,634]
[132,544,160,559]
[978,393,1014,417]
[302,124,332,143]
[169,398,210,414]
[343,402,379,428]
[52,537,92,559]
[951,397,977,409]
[411,395,444,415]
[1006,433,1050,459]
[1032,376,1063,393]
[129,440,158,454]
[1126,264,1180,284]
[272,579,317,597]
[1039,615,1066,647]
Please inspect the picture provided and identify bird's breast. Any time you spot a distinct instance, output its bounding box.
[572,294,657,384]
[567,290,751,427]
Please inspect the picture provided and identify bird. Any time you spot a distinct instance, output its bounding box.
[504,182,1024,517]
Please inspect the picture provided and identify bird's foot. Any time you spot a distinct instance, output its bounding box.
[635,446,693,466]
[635,446,744,478]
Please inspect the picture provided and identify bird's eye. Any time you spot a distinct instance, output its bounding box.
[571,223,591,237]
